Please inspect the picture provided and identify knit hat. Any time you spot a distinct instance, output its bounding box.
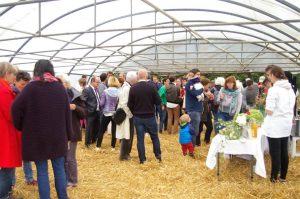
[215,77,225,86]
[259,76,265,83]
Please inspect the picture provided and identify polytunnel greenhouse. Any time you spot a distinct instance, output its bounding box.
[0,1,300,199]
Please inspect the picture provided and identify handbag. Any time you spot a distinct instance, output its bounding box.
[113,108,127,125]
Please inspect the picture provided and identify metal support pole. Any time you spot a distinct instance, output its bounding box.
[130,0,133,55]
[250,155,254,180]
[155,11,159,67]
[94,0,97,47]
[172,22,174,65]
[217,152,220,177]
[185,30,187,68]
[38,2,41,36]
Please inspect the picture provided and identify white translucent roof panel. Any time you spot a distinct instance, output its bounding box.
[0,0,298,75]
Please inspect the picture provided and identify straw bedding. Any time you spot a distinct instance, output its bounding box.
[13,131,300,199]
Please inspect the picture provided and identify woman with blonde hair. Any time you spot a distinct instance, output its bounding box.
[96,76,119,151]
[0,62,21,199]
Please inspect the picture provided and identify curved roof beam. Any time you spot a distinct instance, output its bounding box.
[141,0,245,68]
[6,7,298,64]
[8,0,116,62]
[276,0,300,13]
[0,0,59,8]
[220,0,300,32]
[115,30,298,72]
[83,21,300,77]
[94,19,298,70]
[2,2,297,72]
[74,9,300,72]
[67,12,299,76]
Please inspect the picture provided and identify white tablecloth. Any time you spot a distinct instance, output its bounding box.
[206,128,268,178]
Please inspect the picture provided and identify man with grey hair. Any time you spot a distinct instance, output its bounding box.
[128,69,162,164]
[116,71,137,160]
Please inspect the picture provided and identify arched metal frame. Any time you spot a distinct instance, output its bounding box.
[0,0,298,78]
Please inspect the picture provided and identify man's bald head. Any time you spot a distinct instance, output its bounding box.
[137,69,148,80]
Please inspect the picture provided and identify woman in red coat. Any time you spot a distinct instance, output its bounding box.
[0,62,21,199]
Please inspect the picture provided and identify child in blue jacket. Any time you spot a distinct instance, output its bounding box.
[179,114,196,158]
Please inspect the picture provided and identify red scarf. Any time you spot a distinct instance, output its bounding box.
[33,72,58,82]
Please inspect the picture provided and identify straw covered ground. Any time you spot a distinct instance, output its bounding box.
[14,131,300,199]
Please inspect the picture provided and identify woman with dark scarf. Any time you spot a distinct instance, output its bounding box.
[12,60,71,199]
[57,74,86,187]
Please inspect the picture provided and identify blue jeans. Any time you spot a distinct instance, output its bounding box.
[158,106,167,132]
[0,168,14,199]
[35,157,68,199]
[213,111,220,134]
[218,112,234,131]
[188,111,201,146]
[133,116,161,162]
[12,161,34,186]
[219,111,234,122]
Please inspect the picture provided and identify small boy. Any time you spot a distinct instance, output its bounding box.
[179,114,195,158]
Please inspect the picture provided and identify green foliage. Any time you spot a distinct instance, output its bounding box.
[218,119,242,140]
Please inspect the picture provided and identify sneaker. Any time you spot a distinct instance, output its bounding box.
[270,178,277,183]
[183,153,187,156]
[111,147,115,151]
[279,178,287,183]
[156,155,162,163]
[67,182,78,187]
[140,158,147,164]
[189,153,195,159]
[140,160,146,164]
[26,180,37,186]
[95,147,101,152]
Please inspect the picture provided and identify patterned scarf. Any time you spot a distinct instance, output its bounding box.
[221,88,240,114]
[33,72,58,82]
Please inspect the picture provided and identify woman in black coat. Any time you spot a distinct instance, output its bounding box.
[12,60,71,199]
[57,74,86,187]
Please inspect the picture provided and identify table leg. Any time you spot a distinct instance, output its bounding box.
[250,155,254,180]
[217,152,220,176]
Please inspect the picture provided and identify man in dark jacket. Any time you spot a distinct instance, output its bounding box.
[82,76,101,147]
[185,69,204,146]
[128,69,162,164]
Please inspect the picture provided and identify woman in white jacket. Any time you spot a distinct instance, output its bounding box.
[116,72,137,160]
[264,65,296,183]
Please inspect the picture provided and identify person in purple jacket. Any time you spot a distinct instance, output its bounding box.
[96,76,119,151]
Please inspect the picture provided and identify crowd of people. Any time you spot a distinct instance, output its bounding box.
[0,60,296,199]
